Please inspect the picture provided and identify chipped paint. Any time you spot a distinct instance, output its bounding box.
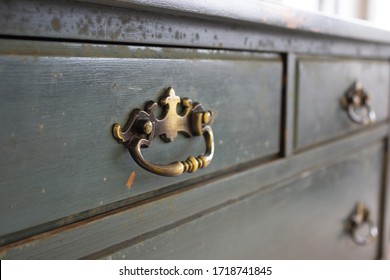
[167,199,175,216]
[53,72,63,78]
[281,10,305,30]
[38,124,44,133]
[51,17,61,32]
[300,171,311,178]
[126,171,136,190]
[136,210,144,223]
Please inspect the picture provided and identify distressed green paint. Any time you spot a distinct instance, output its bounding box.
[296,57,390,150]
[0,40,282,242]
[106,143,384,260]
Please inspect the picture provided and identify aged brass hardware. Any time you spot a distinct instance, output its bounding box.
[113,87,214,177]
[340,81,376,125]
[346,202,378,246]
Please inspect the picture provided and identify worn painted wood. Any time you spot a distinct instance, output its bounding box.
[1,0,390,261]
[382,113,390,259]
[105,143,384,260]
[1,0,390,58]
[296,57,390,150]
[0,39,282,244]
[82,0,390,44]
[382,66,390,259]
[281,53,296,157]
[0,125,387,259]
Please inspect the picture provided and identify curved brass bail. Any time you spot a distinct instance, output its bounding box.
[129,126,214,176]
[113,87,215,177]
[347,104,376,125]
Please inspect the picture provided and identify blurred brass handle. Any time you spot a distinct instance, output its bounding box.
[347,104,376,125]
[113,87,214,177]
[340,81,376,125]
[347,202,378,246]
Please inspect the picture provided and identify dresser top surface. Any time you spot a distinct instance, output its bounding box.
[81,0,390,44]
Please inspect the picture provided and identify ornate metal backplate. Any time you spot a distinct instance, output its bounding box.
[113,87,214,177]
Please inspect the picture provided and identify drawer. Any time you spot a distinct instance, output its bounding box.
[106,142,384,259]
[296,57,390,150]
[0,40,283,243]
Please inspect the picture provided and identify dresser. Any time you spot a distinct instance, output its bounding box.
[1,0,390,259]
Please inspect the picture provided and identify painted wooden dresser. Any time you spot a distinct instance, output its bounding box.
[1,0,390,259]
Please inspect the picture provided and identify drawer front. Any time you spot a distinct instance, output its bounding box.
[106,142,384,259]
[296,58,389,150]
[0,40,282,242]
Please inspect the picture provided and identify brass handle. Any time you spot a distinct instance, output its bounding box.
[347,202,378,246]
[340,81,376,125]
[113,87,214,177]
